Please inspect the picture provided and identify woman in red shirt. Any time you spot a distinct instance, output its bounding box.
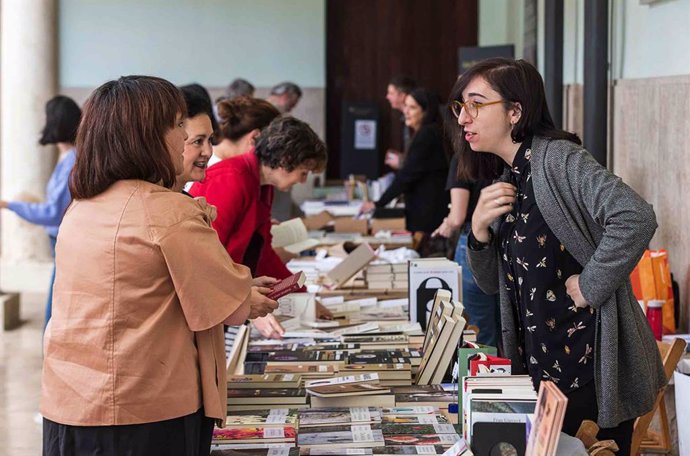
[190,116,328,338]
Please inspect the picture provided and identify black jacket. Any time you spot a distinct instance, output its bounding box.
[376,124,449,233]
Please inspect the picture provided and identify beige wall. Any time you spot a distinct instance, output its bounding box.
[565,76,690,332]
[612,75,690,332]
[60,86,325,140]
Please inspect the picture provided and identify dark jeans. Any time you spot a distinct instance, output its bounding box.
[43,408,215,456]
[562,381,635,456]
[45,235,57,330]
[454,231,501,347]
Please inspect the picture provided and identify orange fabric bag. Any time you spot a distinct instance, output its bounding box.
[630,249,676,334]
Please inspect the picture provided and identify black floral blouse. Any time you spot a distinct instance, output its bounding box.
[499,137,596,393]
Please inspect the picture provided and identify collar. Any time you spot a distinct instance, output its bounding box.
[510,135,534,176]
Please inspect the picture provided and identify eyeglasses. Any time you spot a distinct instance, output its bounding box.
[450,99,504,119]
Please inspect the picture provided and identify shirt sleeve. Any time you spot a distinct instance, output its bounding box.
[7,158,73,227]
[158,213,253,332]
[445,154,473,191]
[559,148,657,308]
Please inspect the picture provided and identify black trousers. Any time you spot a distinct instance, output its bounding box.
[43,408,215,456]
[562,381,635,456]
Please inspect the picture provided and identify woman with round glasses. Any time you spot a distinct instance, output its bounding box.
[361,88,449,244]
[452,58,664,455]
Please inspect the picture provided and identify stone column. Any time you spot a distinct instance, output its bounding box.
[0,0,58,292]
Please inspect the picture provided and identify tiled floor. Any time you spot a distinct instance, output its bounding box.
[0,293,44,456]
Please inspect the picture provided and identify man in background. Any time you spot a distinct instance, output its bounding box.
[267,81,302,114]
[384,75,416,170]
[225,78,255,99]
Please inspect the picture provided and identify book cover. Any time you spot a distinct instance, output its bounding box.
[306,373,389,397]
[298,425,385,448]
[381,423,458,435]
[267,271,307,301]
[264,364,335,376]
[408,259,460,330]
[326,243,377,288]
[382,434,461,446]
[525,381,568,456]
[227,374,301,389]
[211,448,299,456]
[381,414,449,425]
[299,407,383,427]
[211,426,296,443]
[224,409,298,428]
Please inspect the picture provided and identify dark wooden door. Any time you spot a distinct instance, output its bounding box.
[326,0,478,178]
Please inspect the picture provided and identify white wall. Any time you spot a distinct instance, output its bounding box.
[59,0,325,88]
[479,0,525,58]
[561,0,690,84]
[618,0,690,79]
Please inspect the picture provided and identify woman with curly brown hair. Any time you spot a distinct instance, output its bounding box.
[190,116,328,339]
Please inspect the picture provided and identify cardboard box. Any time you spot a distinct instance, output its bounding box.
[371,217,406,234]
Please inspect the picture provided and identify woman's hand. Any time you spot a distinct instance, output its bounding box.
[0,200,8,209]
[471,182,517,242]
[245,286,279,319]
[432,217,454,238]
[566,274,590,309]
[360,201,376,214]
[384,149,402,170]
[252,276,278,288]
[253,314,285,339]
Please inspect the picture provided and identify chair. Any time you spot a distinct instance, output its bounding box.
[630,338,687,456]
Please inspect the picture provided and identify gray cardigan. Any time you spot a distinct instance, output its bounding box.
[467,135,666,428]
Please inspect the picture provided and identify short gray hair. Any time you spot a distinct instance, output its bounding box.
[225,78,255,99]
[270,81,302,98]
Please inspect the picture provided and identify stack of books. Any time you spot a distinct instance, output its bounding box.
[460,375,537,448]
[226,388,308,412]
[415,292,466,385]
[211,448,300,456]
[525,381,568,456]
[364,262,409,290]
[297,406,386,450]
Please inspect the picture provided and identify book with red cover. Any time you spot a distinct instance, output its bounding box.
[267,271,306,300]
[468,353,512,376]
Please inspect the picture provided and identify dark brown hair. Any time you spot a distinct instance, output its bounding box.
[217,96,280,141]
[389,75,417,95]
[70,75,186,199]
[254,116,327,172]
[446,58,581,181]
[39,96,82,145]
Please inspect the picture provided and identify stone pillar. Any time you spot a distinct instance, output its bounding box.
[0,0,58,292]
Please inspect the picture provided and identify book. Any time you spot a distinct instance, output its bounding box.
[226,388,307,405]
[416,316,455,385]
[382,433,461,446]
[264,364,336,377]
[306,373,390,397]
[310,394,396,409]
[381,423,458,435]
[223,409,298,428]
[271,218,321,254]
[340,363,412,382]
[298,407,383,427]
[381,406,439,415]
[408,259,461,330]
[381,414,449,425]
[227,374,302,389]
[525,381,568,456]
[267,271,307,301]
[211,448,299,456]
[393,386,456,408]
[429,314,466,385]
[211,426,296,444]
[226,324,249,375]
[298,446,452,455]
[326,243,377,288]
[297,424,385,449]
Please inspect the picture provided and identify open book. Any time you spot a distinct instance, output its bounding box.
[271,218,321,254]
